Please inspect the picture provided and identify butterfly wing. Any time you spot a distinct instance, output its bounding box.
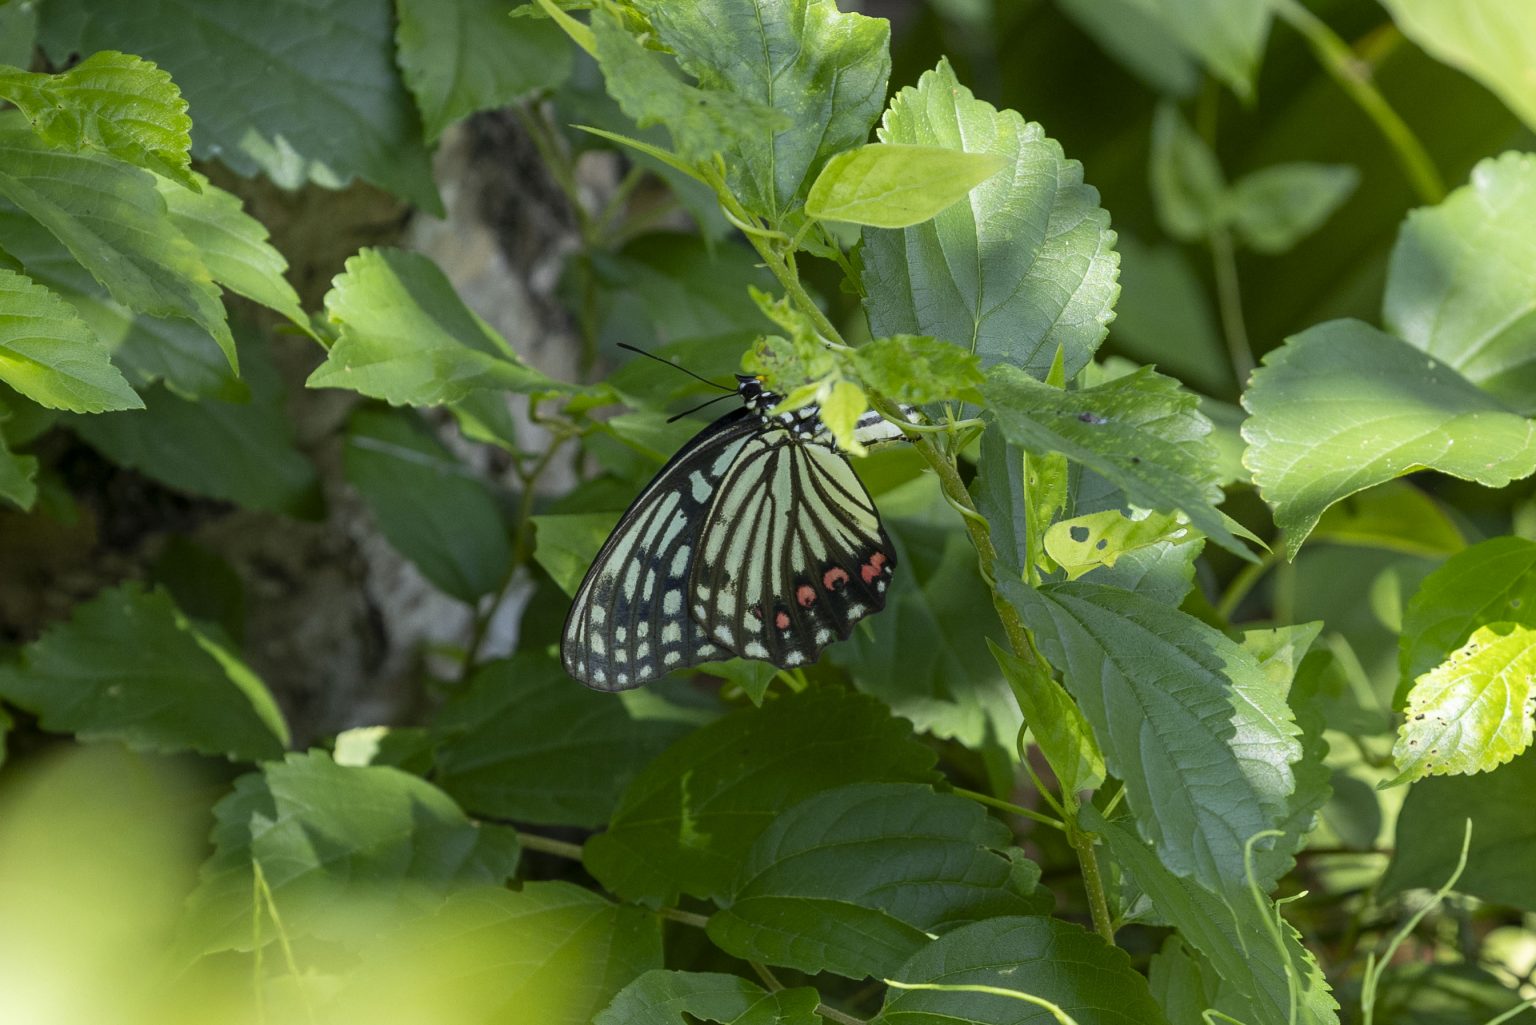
[689,432,895,668]
[561,409,759,690]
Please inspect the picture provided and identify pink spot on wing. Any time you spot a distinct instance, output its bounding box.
[775,610,792,631]
[861,551,889,584]
[822,566,849,590]
[796,584,816,608]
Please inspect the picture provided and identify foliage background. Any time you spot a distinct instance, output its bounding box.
[1,0,1535,1023]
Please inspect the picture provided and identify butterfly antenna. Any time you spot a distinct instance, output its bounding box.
[666,392,736,423]
[617,342,734,393]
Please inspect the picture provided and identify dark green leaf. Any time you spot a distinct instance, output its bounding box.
[42,0,442,212]
[182,750,521,954]
[874,916,1170,1025]
[1384,152,1536,414]
[0,49,195,188]
[861,59,1118,380]
[71,328,319,515]
[1383,748,1536,911]
[533,511,619,595]
[310,247,562,405]
[396,0,572,142]
[1241,320,1536,558]
[1136,0,1269,100]
[984,363,1246,559]
[1367,962,1536,1025]
[1310,480,1465,557]
[584,689,938,904]
[344,406,511,603]
[0,265,141,412]
[1085,806,1340,1025]
[1107,234,1230,397]
[333,883,662,1025]
[1053,0,1199,97]
[1004,579,1301,895]
[431,655,693,827]
[596,970,821,1025]
[0,115,235,369]
[634,0,891,220]
[0,420,36,508]
[0,2,38,68]
[708,783,1046,979]
[0,582,287,761]
[969,424,1028,578]
[1398,536,1536,705]
[1147,936,1220,1025]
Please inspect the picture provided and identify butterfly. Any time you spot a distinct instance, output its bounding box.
[561,373,909,690]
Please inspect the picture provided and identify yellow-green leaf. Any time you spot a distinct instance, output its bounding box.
[806,144,1006,228]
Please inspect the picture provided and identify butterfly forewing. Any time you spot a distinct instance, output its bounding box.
[690,433,895,669]
[561,410,758,690]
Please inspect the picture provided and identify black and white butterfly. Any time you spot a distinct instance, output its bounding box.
[562,374,910,691]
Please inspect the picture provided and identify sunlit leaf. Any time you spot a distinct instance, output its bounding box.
[1380,0,1536,134]
[1241,319,1536,558]
[861,59,1118,380]
[0,266,141,412]
[805,144,1006,228]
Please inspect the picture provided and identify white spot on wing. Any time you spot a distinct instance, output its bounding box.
[663,590,682,616]
[662,622,682,644]
[664,650,681,666]
[670,545,690,578]
[591,605,605,627]
[744,641,769,658]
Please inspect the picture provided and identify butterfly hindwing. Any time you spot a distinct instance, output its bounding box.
[561,409,758,690]
[690,432,895,669]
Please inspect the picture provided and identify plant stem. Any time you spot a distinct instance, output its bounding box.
[1270,0,1445,204]
[516,831,585,861]
[952,786,1065,831]
[1215,547,1281,621]
[1209,228,1254,385]
[657,906,711,929]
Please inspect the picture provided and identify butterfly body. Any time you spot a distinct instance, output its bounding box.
[562,376,906,690]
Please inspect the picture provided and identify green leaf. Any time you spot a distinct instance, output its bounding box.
[1386,624,1536,785]
[70,328,319,515]
[1225,162,1359,255]
[0,198,242,399]
[534,510,620,595]
[344,406,511,603]
[1368,963,1536,1025]
[1085,806,1340,1025]
[1004,579,1302,895]
[1147,936,1221,1025]
[0,703,10,768]
[589,10,778,170]
[1384,152,1536,414]
[395,0,572,142]
[596,971,821,1025]
[1149,103,1226,242]
[0,50,195,189]
[431,655,692,828]
[1383,749,1536,910]
[0,116,236,369]
[0,266,141,412]
[0,582,288,761]
[634,0,891,220]
[44,0,442,212]
[1136,0,1270,100]
[983,363,1247,559]
[1379,0,1536,134]
[970,425,1028,577]
[0,420,37,509]
[1053,0,1200,97]
[310,247,562,405]
[849,335,984,406]
[1240,319,1536,558]
[0,2,38,69]
[583,689,938,904]
[1309,480,1465,557]
[1399,537,1536,707]
[832,516,1021,753]
[860,59,1118,380]
[707,783,1047,980]
[991,638,1105,796]
[818,378,870,455]
[805,144,1006,228]
[153,170,305,328]
[874,916,1170,1025]
[182,751,521,954]
[1044,509,1192,580]
[1107,234,1230,397]
[335,883,661,1025]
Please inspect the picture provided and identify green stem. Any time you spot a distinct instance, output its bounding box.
[815,1005,867,1025]
[1209,228,1254,385]
[1271,0,1445,204]
[657,906,711,929]
[1215,547,1281,621]
[516,831,585,861]
[951,786,1065,831]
